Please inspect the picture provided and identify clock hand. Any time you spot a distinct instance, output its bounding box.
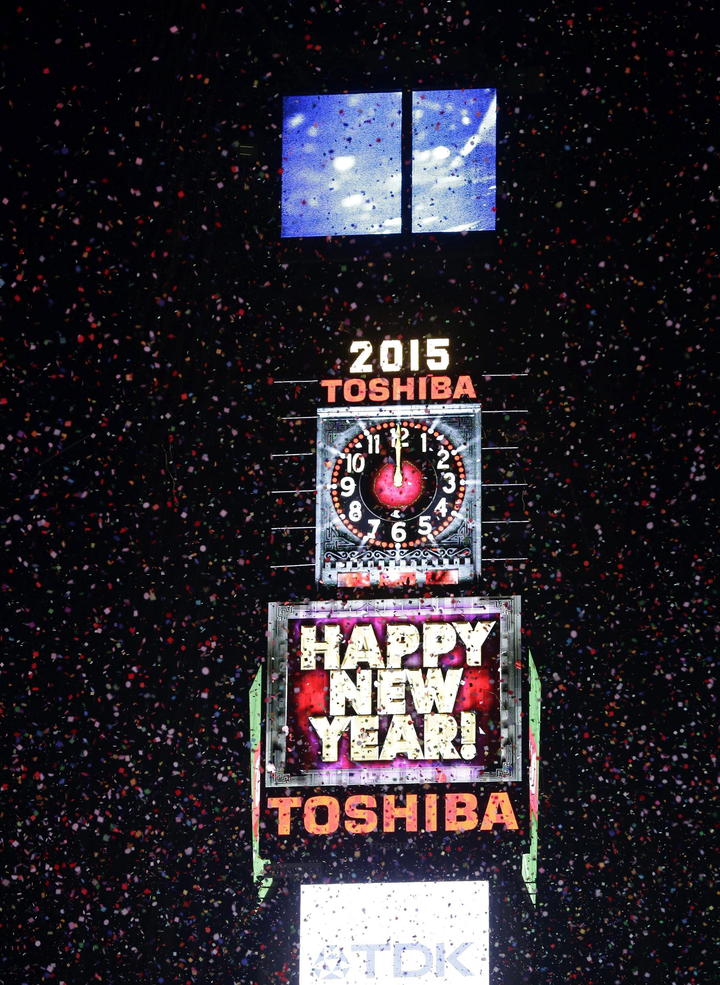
[393,423,403,487]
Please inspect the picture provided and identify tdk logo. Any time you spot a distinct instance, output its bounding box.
[312,942,474,979]
[312,946,350,979]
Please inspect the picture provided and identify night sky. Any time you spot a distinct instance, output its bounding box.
[3,4,715,985]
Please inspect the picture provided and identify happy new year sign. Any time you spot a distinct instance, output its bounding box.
[265,597,521,787]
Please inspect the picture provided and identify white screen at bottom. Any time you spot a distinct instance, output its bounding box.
[299,880,489,985]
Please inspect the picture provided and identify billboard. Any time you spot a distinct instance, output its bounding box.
[281,92,403,238]
[281,89,497,238]
[265,596,521,787]
[412,88,497,233]
[299,881,489,985]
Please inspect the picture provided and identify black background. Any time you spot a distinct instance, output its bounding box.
[3,4,715,984]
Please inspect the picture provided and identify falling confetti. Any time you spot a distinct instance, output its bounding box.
[2,4,715,985]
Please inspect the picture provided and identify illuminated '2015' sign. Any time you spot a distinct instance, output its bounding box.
[348,338,450,374]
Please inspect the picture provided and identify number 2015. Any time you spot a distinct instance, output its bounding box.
[348,338,450,374]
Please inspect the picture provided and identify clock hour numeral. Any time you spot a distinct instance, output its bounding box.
[437,447,451,469]
[434,498,449,518]
[348,500,362,522]
[418,516,432,536]
[391,521,407,543]
[367,518,381,538]
[339,476,356,497]
[440,472,457,494]
[366,433,380,454]
[390,426,409,448]
[420,431,428,453]
[345,453,365,474]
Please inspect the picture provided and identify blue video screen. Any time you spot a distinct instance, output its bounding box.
[411,88,496,233]
[281,92,402,238]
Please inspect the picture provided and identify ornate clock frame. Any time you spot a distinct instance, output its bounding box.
[315,402,482,586]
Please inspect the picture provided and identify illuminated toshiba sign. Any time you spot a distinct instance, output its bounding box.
[265,596,521,788]
[267,790,518,836]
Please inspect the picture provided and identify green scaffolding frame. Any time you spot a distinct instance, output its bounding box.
[249,668,273,903]
[521,649,541,905]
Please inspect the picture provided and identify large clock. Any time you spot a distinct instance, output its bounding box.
[329,418,467,547]
[316,403,481,586]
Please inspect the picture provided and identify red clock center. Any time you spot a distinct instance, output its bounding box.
[372,461,424,508]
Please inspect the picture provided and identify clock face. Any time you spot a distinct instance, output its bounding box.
[328,419,467,548]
